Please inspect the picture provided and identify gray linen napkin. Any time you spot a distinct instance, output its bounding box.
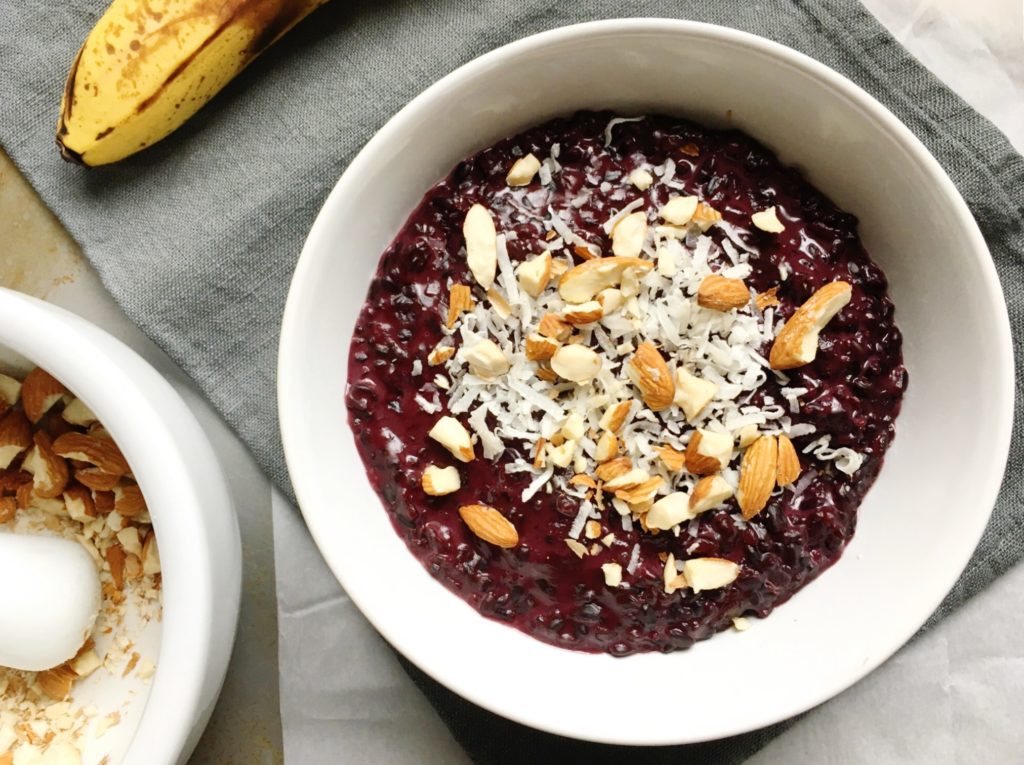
[1,0,1021,762]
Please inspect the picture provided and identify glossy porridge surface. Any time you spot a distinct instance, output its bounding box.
[346,111,906,655]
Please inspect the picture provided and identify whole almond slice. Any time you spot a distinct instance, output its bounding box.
[52,432,130,476]
[458,503,519,548]
[21,368,66,424]
[0,409,32,470]
[776,434,801,486]
[737,435,778,519]
[697,274,749,312]
[769,281,852,369]
[611,211,648,258]
[463,204,497,290]
[626,342,675,412]
[558,256,654,303]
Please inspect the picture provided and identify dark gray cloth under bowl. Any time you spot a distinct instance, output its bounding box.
[1,1,1021,762]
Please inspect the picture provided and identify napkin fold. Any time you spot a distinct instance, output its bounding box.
[1,0,1021,762]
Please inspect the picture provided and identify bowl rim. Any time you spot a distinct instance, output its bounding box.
[278,18,1015,744]
[0,288,242,764]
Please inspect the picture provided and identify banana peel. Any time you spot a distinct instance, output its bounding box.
[57,0,327,166]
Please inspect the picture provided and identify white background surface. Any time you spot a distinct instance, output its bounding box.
[1,0,1020,762]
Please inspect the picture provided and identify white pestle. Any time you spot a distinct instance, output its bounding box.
[0,532,101,672]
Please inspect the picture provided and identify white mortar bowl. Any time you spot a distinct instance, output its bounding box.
[0,289,241,764]
[279,19,1014,744]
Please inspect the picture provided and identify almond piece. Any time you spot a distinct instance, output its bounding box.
[117,527,144,558]
[458,503,518,548]
[61,397,98,427]
[427,344,455,366]
[603,467,650,492]
[36,664,77,701]
[446,283,475,329]
[428,416,475,463]
[691,202,722,232]
[106,542,127,590]
[487,286,512,319]
[75,467,120,491]
[601,561,623,587]
[646,492,691,530]
[0,408,32,470]
[142,532,161,575]
[751,206,785,233]
[560,413,586,441]
[736,424,760,449]
[594,456,632,482]
[551,344,601,383]
[656,444,686,472]
[463,204,497,290]
[422,465,461,496]
[0,495,15,523]
[680,143,700,157]
[63,485,96,522]
[538,312,572,341]
[737,435,778,519]
[569,474,597,489]
[599,400,632,433]
[685,429,733,476]
[52,432,130,476]
[629,168,654,189]
[22,431,69,499]
[546,439,577,468]
[615,476,662,505]
[506,153,541,186]
[673,368,718,421]
[463,339,509,379]
[517,252,552,297]
[21,368,66,423]
[659,196,699,225]
[769,281,852,369]
[550,256,571,277]
[611,211,648,258]
[113,483,146,518]
[0,372,21,407]
[776,434,801,486]
[594,430,618,462]
[572,243,599,260]
[697,274,749,312]
[558,256,654,303]
[626,342,675,412]
[620,266,641,298]
[756,286,781,310]
[683,557,740,593]
[689,474,735,514]
[565,538,588,558]
[525,334,560,361]
[562,300,603,326]
[595,287,624,314]
[584,520,602,539]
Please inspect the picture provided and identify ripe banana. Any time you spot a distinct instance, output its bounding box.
[57,0,327,166]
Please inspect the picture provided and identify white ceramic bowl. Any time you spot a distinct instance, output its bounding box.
[279,20,1014,744]
[0,289,242,764]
